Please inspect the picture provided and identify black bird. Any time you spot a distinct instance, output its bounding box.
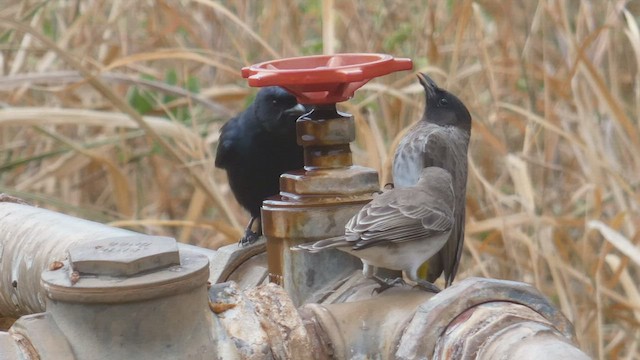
[294,167,455,293]
[392,73,472,287]
[215,86,307,246]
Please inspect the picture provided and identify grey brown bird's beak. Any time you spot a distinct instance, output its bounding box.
[417,73,438,98]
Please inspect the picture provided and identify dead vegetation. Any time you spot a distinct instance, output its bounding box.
[0,1,639,357]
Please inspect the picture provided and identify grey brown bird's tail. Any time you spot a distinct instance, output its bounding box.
[291,236,349,253]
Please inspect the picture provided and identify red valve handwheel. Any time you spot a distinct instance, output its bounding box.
[241,53,413,104]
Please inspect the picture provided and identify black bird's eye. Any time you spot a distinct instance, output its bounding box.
[272,99,278,104]
[439,98,448,106]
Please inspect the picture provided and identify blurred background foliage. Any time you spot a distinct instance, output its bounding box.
[1,1,639,357]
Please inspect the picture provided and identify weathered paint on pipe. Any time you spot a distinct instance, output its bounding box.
[0,202,133,316]
[434,302,591,360]
[4,235,238,360]
[0,202,217,317]
[0,202,589,359]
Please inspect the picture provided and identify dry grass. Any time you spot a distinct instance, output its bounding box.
[0,1,639,357]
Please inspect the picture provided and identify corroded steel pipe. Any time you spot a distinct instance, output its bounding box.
[302,286,433,358]
[434,302,590,360]
[1,274,591,360]
[0,202,589,359]
[209,276,590,360]
[395,277,590,360]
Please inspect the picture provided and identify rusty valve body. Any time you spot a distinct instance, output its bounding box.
[262,104,377,306]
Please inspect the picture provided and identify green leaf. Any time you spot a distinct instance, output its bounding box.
[165,69,178,86]
[187,76,200,93]
[127,87,154,114]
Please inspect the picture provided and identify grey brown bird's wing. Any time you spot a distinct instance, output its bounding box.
[420,130,469,286]
[393,123,469,286]
[293,236,350,252]
[393,125,462,187]
[347,190,454,250]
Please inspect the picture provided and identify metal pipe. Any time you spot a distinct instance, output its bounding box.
[301,288,433,359]
[395,277,589,360]
[0,202,589,359]
[0,201,217,317]
[436,302,591,360]
[2,231,237,359]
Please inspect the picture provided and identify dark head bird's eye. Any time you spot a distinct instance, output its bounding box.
[272,99,278,105]
[439,98,448,106]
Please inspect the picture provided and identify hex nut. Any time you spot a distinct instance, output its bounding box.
[279,166,379,195]
[68,236,180,276]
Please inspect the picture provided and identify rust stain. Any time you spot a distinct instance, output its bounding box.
[48,261,64,271]
[208,301,237,314]
[0,194,29,205]
[70,271,80,285]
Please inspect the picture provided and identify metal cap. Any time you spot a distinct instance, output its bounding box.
[68,236,180,276]
[41,236,209,304]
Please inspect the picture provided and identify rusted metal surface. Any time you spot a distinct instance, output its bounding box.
[262,104,379,306]
[0,202,589,359]
[296,106,354,147]
[303,286,435,359]
[296,106,354,169]
[280,167,379,198]
[209,281,317,360]
[209,239,267,289]
[434,302,590,360]
[262,200,366,306]
[396,277,583,359]
[245,283,313,359]
[476,321,590,360]
[208,282,272,358]
[0,194,29,205]
[9,313,74,359]
[298,306,333,360]
[0,332,26,359]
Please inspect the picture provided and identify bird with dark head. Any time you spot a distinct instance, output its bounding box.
[392,73,472,287]
[294,166,455,293]
[215,86,307,246]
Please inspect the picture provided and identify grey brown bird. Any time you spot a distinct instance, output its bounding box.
[392,73,471,287]
[295,167,455,292]
[215,86,307,246]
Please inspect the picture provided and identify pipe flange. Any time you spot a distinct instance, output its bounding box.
[395,277,576,359]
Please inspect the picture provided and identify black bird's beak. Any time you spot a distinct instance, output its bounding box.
[283,103,307,117]
[417,73,438,98]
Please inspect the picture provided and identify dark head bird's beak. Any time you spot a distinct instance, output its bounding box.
[283,103,307,117]
[417,73,438,98]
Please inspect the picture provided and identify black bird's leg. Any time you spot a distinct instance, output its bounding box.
[239,216,261,247]
[372,276,406,294]
[413,279,441,293]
